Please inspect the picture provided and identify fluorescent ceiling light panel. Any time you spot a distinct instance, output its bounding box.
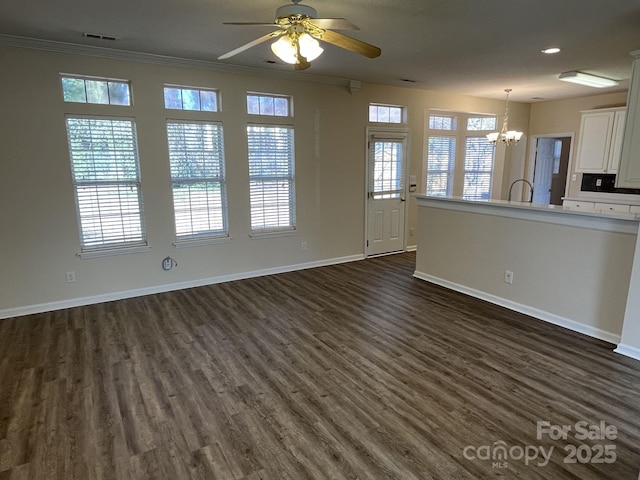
[558,71,619,88]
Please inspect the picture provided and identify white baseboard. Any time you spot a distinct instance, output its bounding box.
[413,271,621,345]
[406,245,417,252]
[614,344,640,362]
[1,254,365,320]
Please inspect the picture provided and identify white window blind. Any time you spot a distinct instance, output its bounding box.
[166,121,228,240]
[65,117,145,250]
[247,125,295,232]
[427,136,456,197]
[463,137,495,201]
[370,137,405,199]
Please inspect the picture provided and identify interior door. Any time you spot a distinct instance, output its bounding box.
[367,132,407,256]
[532,138,555,204]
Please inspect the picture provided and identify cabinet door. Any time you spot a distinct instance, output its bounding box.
[630,206,640,214]
[594,202,630,213]
[575,112,614,173]
[617,55,640,188]
[563,200,595,210]
[607,110,626,174]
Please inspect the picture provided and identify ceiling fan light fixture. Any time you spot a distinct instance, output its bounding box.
[271,35,298,64]
[298,33,323,61]
[271,32,323,65]
[558,71,619,88]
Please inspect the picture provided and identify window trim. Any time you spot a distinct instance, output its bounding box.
[77,245,151,259]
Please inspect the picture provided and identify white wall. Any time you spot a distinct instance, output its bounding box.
[0,44,530,316]
[617,231,640,357]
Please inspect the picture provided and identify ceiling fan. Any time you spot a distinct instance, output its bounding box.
[218,0,381,70]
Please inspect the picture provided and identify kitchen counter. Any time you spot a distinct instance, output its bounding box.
[414,195,639,346]
[415,195,640,234]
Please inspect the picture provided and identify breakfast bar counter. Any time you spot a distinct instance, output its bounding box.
[413,195,640,347]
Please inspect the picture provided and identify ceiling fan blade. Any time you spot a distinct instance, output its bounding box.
[319,30,381,58]
[307,18,360,30]
[218,31,283,60]
[223,22,278,26]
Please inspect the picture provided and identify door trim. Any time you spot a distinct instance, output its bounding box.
[364,127,410,257]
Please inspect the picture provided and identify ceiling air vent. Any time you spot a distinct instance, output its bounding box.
[83,32,117,41]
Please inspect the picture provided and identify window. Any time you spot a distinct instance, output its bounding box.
[166,121,228,240]
[426,137,456,197]
[369,104,404,123]
[370,138,405,199]
[247,125,295,232]
[463,137,494,200]
[429,115,457,130]
[65,116,145,250]
[466,117,496,131]
[426,114,456,197]
[247,93,291,116]
[425,112,496,199]
[61,75,131,106]
[164,85,219,112]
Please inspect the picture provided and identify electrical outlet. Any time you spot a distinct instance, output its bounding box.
[504,270,514,285]
[301,241,307,251]
[409,227,415,236]
[66,271,76,283]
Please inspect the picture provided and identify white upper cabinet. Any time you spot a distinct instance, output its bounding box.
[617,50,640,188]
[575,107,626,174]
[607,109,626,174]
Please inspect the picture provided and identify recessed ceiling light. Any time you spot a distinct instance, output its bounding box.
[541,47,561,54]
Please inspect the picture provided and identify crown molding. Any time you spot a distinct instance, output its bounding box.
[0,34,351,88]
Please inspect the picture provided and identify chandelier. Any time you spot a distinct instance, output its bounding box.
[486,89,523,146]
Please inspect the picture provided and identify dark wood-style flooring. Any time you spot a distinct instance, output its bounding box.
[1,252,639,479]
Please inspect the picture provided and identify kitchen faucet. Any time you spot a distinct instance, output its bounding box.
[508,178,534,202]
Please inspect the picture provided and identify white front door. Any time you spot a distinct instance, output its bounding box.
[366,131,408,256]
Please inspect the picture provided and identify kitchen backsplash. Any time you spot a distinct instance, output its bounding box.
[581,174,640,195]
